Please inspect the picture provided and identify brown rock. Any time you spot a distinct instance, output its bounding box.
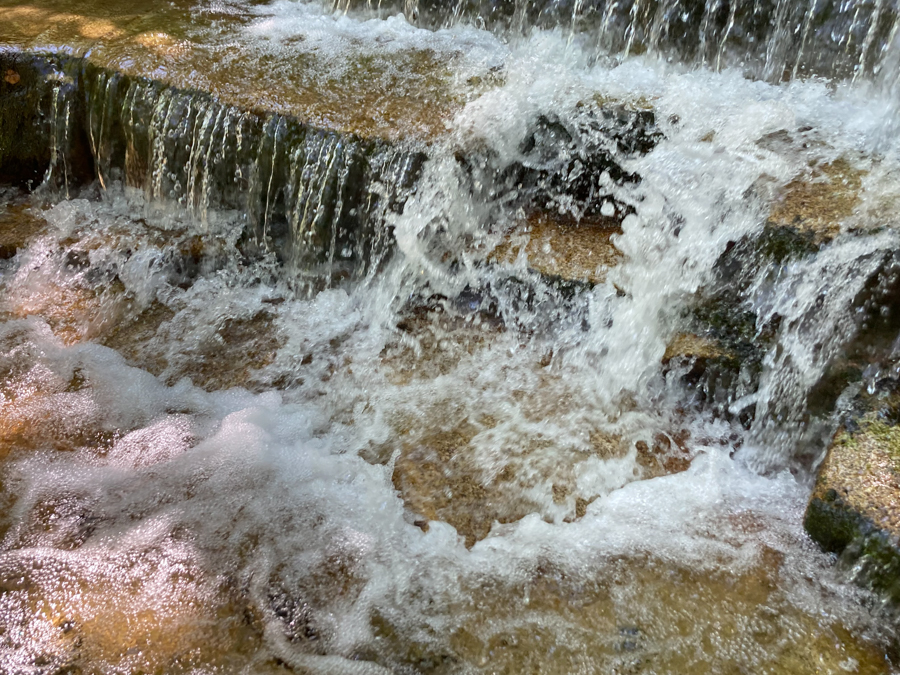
[663,332,725,362]
[769,157,864,241]
[491,211,622,284]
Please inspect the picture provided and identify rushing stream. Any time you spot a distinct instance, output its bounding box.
[2,0,900,672]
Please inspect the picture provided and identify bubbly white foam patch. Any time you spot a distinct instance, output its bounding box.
[453,32,900,155]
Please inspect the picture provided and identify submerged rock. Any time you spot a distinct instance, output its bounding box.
[0,547,276,674]
[378,329,695,546]
[372,552,892,674]
[0,189,48,258]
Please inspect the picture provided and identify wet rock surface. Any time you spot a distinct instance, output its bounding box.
[372,552,893,674]
[0,547,283,674]
[805,386,900,610]
[666,143,888,434]
[376,304,697,547]
[3,3,900,672]
[490,211,622,285]
[0,0,472,142]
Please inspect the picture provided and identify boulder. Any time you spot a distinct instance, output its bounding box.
[805,391,900,608]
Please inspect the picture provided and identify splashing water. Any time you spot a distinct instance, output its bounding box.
[2,1,900,673]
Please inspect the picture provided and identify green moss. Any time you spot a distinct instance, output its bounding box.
[805,493,865,554]
[843,417,900,473]
[806,494,900,604]
[806,411,900,609]
[864,419,900,463]
[755,224,820,265]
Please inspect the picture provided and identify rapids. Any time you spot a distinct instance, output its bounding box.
[1,0,900,673]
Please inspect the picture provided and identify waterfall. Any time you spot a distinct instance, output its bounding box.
[2,0,900,671]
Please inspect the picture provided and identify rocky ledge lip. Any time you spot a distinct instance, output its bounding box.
[0,0,485,143]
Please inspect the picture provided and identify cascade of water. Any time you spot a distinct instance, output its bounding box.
[256,115,283,246]
[569,0,586,46]
[148,88,176,201]
[85,70,117,191]
[763,0,799,80]
[43,79,74,199]
[512,0,531,33]
[286,131,341,267]
[54,61,428,281]
[743,232,900,472]
[623,0,643,56]
[647,0,676,53]
[597,0,623,53]
[854,0,886,82]
[791,0,819,79]
[698,0,721,68]
[327,0,900,85]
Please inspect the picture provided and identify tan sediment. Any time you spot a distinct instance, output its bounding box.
[663,332,726,362]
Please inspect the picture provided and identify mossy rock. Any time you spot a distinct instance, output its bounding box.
[805,409,900,610]
[678,157,881,428]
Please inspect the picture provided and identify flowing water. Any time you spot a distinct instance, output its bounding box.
[2,0,900,673]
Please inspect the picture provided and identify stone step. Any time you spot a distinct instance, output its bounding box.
[0,0,469,142]
[0,0,483,275]
[0,0,664,280]
[1,50,428,276]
